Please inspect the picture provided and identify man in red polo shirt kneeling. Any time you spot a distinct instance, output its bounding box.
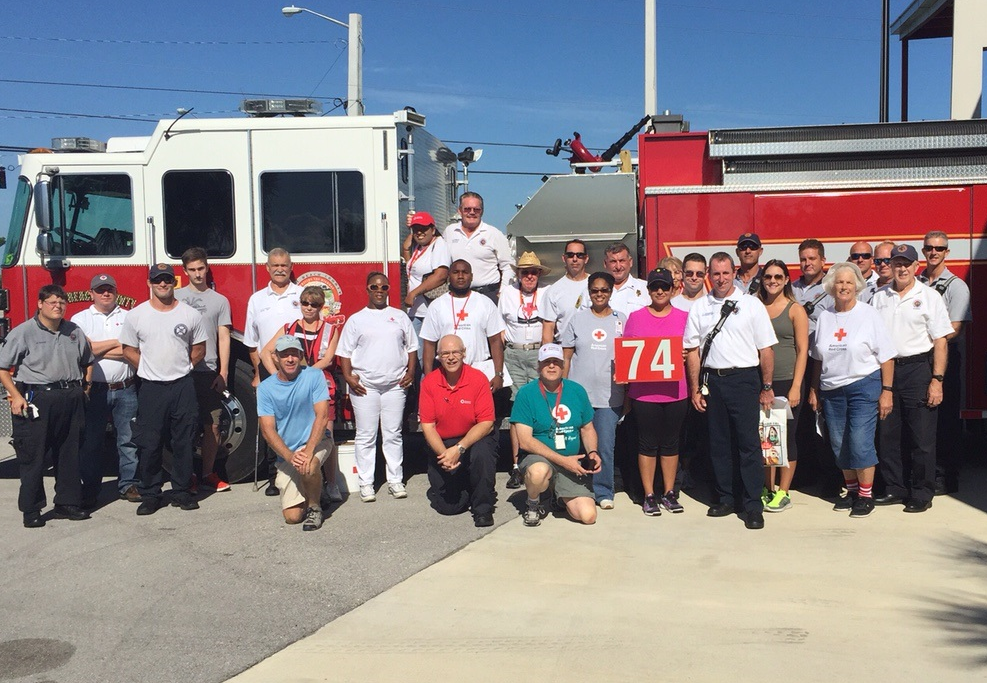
[419,334,499,527]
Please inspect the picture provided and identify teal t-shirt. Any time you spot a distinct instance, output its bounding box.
[510,378,594,456]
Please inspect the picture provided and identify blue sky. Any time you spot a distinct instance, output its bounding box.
[0,1,956,231]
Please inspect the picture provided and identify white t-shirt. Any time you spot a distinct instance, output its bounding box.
[243,282,304,349]
[683,288,777,368]
[407,235,452,318]
[71,304,134,383]
[441,221,513,289]
[419,291,504,365]
[810,303,897,390]
[610,276,650,316]
[544,275,590,337]
[337,307,417,387]
[499,283,551,344]
[119,301,207,382]
[871,280,953,357]
[671,293,703,313]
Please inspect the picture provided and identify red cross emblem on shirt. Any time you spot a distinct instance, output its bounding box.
[554,405,570,422]
[834,328,847,341]
[456,308,469,322]
[522,301,536,317]
[593,329,606,341]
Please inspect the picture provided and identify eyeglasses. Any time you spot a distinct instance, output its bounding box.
[93,287,116,295]
[300,300,322,308]
[589,287,611,294]
[151,277,176,285]
[461,206,482,214]
[438,350,465,358]
[42,299,67,307]
[922,245,947,252]
[564,251,588,259]
[850,252,872,260]
[519,269,540,277]
[763,273,786,281]
[683,270,704,278]
[891,261,914,269]
[369,284,390,291]
[874,257,892,266]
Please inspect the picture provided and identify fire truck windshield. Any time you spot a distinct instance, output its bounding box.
[2,177,32,267]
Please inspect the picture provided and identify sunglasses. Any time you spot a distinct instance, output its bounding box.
[369,284,390,291]
[683,270,704,278]
[589,287,611,294]
[738,243,759,251]
[411,226,434,233]
[300,300,322,308]
[922,245,947,252]
[519,269,540,277]
[763,273,786,281]
[648,284,672,292]
[873,258,892,266]
[461,207,482,214]
[564,251,588,259]
[850,252,872,260]
[151,277,176,285]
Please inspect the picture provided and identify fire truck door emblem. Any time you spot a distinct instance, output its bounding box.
[296,271,344,319]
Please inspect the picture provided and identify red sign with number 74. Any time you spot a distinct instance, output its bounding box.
[614,337,684,383]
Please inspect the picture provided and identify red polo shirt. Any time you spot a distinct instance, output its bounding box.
[418,363,495,439]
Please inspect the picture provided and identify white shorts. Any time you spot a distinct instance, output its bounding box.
[275,437,332,510]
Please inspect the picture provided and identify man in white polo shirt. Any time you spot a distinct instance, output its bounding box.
[121,264,207,516]
[603,242,649,316]
[872,243,953,512]
[684,251,777,530]
[442,192,512,302]
[73,273,140,507]
[244,247,303,495]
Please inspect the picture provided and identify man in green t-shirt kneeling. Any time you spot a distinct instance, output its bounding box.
[510,343,600,526]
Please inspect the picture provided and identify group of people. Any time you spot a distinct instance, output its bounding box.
[3,185,970,534]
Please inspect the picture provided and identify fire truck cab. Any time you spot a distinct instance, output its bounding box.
[2,101,458,482]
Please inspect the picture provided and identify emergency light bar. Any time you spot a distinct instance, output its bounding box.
[239,98,322,116]
[50,137,107,153]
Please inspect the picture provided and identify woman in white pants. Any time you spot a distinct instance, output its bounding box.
[338,272,418,502]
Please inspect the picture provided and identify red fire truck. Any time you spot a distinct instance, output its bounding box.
[1,100,458,482]
[510,115,986,419]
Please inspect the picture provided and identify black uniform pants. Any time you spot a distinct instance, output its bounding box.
[879,360,937,504]
[426,433,497,516]
[12,385,85,513]
[706,367,762,514]
[936,343,962,484]
[135,375,198,499]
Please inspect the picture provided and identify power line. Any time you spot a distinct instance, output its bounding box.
[0,35,334,46]
[0,107,158,122]
[0,78,339,101]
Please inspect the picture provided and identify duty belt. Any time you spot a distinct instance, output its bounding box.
[91,377,137,391]
[505,341,540,351]
[895,352,931,366]
[16,379,83,392]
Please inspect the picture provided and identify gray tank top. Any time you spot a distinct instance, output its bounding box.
[770,300,797,382]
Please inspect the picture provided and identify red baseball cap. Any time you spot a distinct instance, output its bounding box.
[409,211,436,228]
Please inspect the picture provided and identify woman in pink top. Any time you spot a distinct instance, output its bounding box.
[623,268,689,516]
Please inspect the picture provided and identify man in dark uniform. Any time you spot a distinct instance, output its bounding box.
[0,284,95,528]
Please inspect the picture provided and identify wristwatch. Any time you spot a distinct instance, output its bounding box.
[931,374,945,382]
[457,443,466,455]
[761,383,773,391]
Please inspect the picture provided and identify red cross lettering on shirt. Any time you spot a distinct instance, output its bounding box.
[834,328,847,341]
[554,405,570,422]
[593,329,606,341]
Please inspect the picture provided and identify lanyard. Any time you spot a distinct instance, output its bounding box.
[406,240,432,279]
[452,291,472,332]
[519,288,538,322]
[539,379,563,429]
[288,320,326,366]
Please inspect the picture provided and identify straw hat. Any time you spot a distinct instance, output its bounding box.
[510,251,551,275]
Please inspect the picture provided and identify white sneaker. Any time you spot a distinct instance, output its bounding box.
[359,484,376,502]
[388,482,407,499]
[599,499,614,510]
[326,480,343,503]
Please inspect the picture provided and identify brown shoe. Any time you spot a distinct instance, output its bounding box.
[120,485,141,503]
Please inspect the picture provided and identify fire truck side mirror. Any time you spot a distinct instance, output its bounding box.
[33,180,51,231]
[36,232,54,256]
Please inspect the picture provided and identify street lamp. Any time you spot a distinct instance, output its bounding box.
[282,5,364,116]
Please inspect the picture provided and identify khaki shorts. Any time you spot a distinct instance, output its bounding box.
[520,452,593,500]
[275,437,333,510]
[192,371,223,425]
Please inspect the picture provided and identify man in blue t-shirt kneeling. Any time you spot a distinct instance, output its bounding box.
[257,335,332,531]
[510,343,600,526]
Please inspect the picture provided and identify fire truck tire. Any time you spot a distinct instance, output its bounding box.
[221,360,259,484]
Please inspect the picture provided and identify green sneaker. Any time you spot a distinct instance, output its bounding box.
[765,490,791,513]
[761,487,772,507]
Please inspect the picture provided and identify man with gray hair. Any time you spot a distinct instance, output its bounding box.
[919,230,972,494]
[603,242,649,316]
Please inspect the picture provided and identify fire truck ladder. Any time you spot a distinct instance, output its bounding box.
[708,119,987,188]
